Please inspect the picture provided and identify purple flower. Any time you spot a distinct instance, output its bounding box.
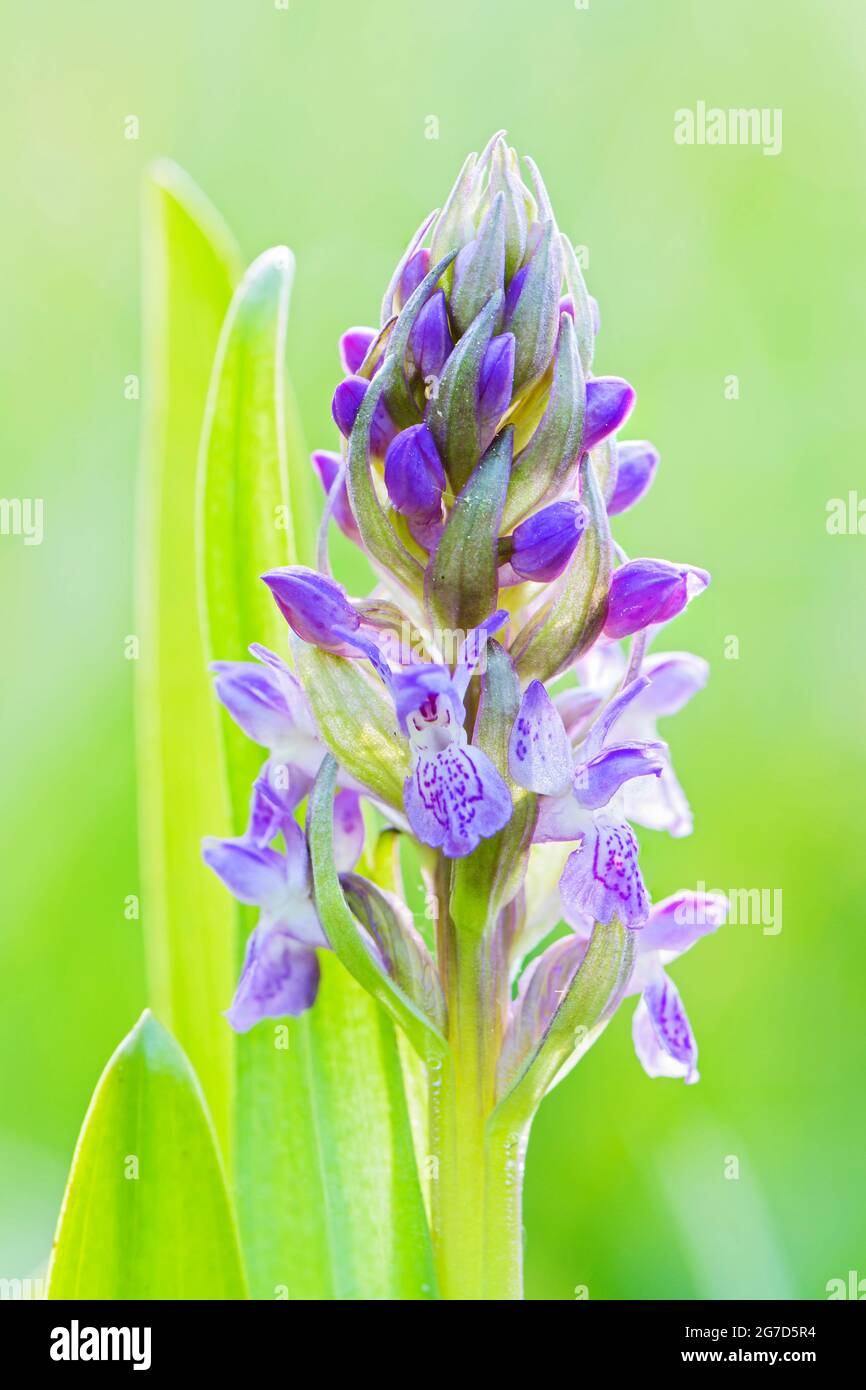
[478,333,515,450]
[507,500,587,583]
[331,374,398,457]
[583,377,635,453]
[203,788,364,1033]
[339,326,377,376]
[509,678,665,927]
[262,567,361,650]
[311,450,361,543]
[399,670,512,858]
[211,644,323,810]
[604,559,710,639]
[203,821,326,1032]
[602,651,709,837]
[390,620,512,858]
[627,890,729,1083]
[408,289,452,381]
[226,926,321,1032]
[607,440,659,516]
[384,424,446,522]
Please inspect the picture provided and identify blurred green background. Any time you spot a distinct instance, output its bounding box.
[2,0,864,1299]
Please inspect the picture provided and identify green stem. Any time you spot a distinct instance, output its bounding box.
[429,856,524,1299]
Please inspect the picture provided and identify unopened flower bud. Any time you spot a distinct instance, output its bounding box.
[604,559,710,638]
[478,332,516,449]
[583,376,635,452]
[262,567,361,649]
[509,500,588,582]
[607,441,659,516]
[397,247,431,308]
[408,288,452,380]
[384,425,446,522]
[332,374,398,457]
[339,326,377,376]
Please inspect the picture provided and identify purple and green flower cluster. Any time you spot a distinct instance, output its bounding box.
[204,134,724,1090]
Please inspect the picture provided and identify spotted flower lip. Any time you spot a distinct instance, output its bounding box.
[604,559,710,639]
[509,677,664,927]
[399,667,512,858]
[628,890,730,1083]
[387,618,512,858]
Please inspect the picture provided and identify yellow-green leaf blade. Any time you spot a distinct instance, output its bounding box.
[47,1012,248,1300]
[136,161,242,1158]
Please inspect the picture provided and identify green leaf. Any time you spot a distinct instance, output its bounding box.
[198,237,436,1299]
[309,756,448,1067]
[47,1012,248,1299]
[136,161,242,1158]
[296,644,409,809]
[425,427,513,633]
[493,922,635,1124]
[198,244,313,658]
[560,233,595,373]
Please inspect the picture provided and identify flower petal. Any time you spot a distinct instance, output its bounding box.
[262,566,361,650]
[201,837,287,910]
[633,970,699,1082]
[509,501,587,583]
[607,440,659,516]
[508,679,573,796]
[572,741,665,809]
[559,815,650,927]
[311,449,361,543]
[210,659,296,749]
[632,651,709,718]
[622,750,694,838]
[225,925,320,1032]
[404,742,512,858]
[638,890,729,959]
[333,789,365,872]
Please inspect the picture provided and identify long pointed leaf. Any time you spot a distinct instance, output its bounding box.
[47,1012,248,1299]
[198,241,437,1298]
[136,161,242,1157]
